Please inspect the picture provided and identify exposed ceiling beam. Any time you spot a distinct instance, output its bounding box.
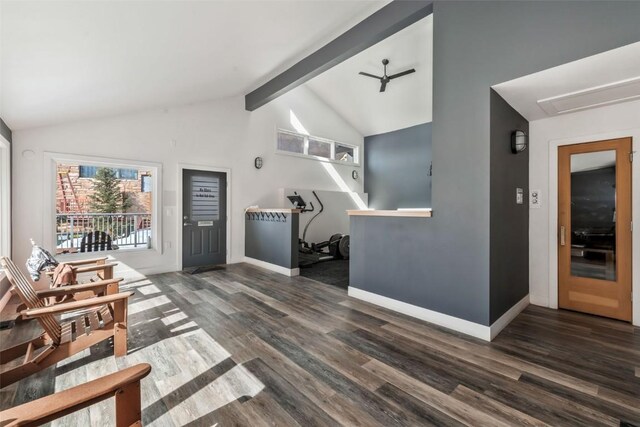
[245,0,433,111]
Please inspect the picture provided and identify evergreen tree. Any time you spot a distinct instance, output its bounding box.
[89,168,125,213]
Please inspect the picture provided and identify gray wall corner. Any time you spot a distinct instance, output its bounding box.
[489,89,529,324]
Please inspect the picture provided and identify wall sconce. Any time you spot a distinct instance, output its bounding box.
[254,157,263,169]
[511,130,528,154]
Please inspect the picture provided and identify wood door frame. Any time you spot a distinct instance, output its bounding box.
[557,137,632,321]
[547,129,639,326]
[176,164,231,271]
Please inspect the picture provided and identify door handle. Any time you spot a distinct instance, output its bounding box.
[560,225,566,246]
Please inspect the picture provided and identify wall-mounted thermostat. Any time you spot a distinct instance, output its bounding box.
[516,188,524,205]
[530,189,541,208]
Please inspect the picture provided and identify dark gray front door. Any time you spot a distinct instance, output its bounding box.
[182,169,227,268]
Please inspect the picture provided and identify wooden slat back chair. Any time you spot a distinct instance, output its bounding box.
[7,255,123,316]
[81,230,113,252]
[1,363,151,427]
[0,257,133,388]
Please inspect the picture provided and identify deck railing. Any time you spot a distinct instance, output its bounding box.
[56,213,151,250]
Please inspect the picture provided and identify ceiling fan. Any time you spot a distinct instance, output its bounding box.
[359,59,415,92]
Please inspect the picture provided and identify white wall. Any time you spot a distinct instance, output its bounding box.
[11,85,364,274]
[280,188,367,244]
[529,99,640,325]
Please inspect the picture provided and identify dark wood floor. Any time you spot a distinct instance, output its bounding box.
[1,263,639,426]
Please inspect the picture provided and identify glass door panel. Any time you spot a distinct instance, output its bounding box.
[569,150,616,281]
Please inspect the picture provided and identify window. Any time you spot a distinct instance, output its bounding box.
[277,132,305,154]
[308,138,332,158]
[79,165,98,178]
[55,161,155,253]
[79,166,139,180]
[276,129,359,164]
[141,175,152,192]
[335,144,355,163]
[118,168,138,180]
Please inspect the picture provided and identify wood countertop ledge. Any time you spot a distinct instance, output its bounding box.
[245,208,302,214]
[347,209,432,218]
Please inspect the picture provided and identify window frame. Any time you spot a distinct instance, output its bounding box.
[275,128,360,166]
[43,152,163,256]
[0,136,11,260]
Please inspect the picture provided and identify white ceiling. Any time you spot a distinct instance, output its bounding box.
[494,41,640,121]
[0,0,386,130]
[305,15,432,137]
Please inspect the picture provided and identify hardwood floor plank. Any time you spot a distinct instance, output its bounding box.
[361,358,509,426]
[277,325,385,391]
[239,392,302,427]
[1,262,637,426]
[449,385,549,427]
[519,373,640,424]
[376,382,467,427]
[244,358,339,427]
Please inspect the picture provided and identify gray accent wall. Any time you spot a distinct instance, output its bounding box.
[489,90,529,323]
[351,1,640,326]
[245,212,299,269]
[364,123,432,210]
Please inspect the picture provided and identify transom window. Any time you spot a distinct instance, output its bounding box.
[276,129,359,164]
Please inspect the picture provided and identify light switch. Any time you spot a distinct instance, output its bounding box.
[530,189,541,208]
[516,188,524,205]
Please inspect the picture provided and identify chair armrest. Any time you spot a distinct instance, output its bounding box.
[43,262,117,277]
[72,263,118,274]
[22,292,134,318]
[35,278,123,298]
[0,363,151,426]
[61,257,109,266]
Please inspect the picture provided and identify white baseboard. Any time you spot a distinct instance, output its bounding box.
[348,287,529,342]
[243,257,299,277]
[489,294,530,340]
[348,287,493,341]
[528,294,549,307]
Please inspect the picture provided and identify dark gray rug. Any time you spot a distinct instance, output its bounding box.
[183,265,226,275]
[300,259,349,289]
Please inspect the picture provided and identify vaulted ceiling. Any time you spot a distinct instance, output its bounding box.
[0,0,386,130]
[305,15,432,137]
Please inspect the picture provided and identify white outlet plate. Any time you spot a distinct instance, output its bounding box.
[530,189,541,208]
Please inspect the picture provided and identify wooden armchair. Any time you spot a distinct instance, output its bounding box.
[46,256,118,284]
[0,363,151,426]
[2,255,123,321]
[0,257,133,388]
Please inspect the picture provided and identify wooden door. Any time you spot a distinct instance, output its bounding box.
[182,169,227,268]
[558,137,632,321]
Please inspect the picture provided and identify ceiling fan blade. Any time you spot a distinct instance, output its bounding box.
[388,69,416,79]
[359,72,382,79]
[380,80,387,92]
